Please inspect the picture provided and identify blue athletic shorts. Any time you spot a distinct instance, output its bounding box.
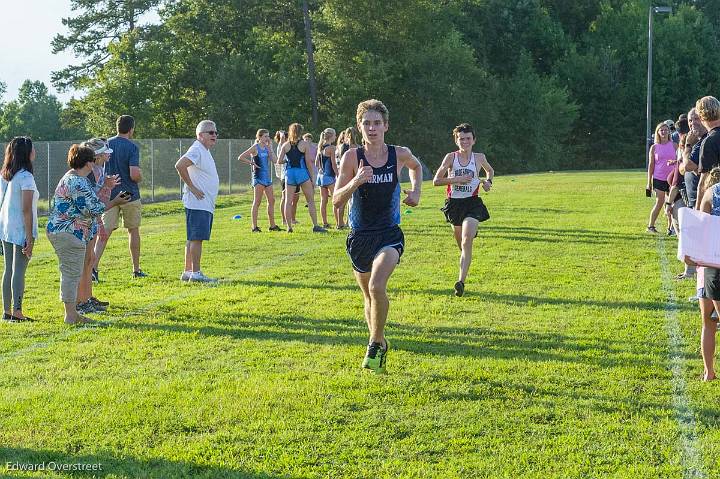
[317,174,336,188]
[285,167,311,186]
[185,208,214,241]
[252,178,272,188]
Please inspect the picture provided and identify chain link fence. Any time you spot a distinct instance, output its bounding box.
[32,138,431,213]
[32,139,256,211]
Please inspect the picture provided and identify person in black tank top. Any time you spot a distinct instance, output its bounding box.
[333,99,423,374]
[433,123,494,298]
[315,128,339,228]
[334,127,361,229]
[277,122,327,233]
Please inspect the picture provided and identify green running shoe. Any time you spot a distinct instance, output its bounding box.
[362,340,389,374]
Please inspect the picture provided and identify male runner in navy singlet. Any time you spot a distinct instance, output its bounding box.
[333,99,423,374]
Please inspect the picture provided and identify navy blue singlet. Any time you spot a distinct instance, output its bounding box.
[348,145,401,232]
[286,143,306,169]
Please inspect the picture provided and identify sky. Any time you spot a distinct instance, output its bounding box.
[0,0,159,105]
[0,0,78,103]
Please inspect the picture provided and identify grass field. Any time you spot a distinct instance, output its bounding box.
[0,170,716,478]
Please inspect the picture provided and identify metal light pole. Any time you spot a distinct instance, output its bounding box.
[646,5,672,166]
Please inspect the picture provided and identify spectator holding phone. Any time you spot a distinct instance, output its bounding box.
[47,145,129,325]
[0,137,38,322]
[76,138,120,314]
[94,115,147,281]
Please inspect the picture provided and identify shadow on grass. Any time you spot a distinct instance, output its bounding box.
[414,226,649,245]
[113,312,664,370]
[0,446,282,479]
[226,279,680,313]
[432,375,677,419]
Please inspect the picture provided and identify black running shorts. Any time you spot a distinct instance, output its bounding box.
[346,226,404,273]
[652,178,670,193]
[441,196,490,226]
[704,267,720,301]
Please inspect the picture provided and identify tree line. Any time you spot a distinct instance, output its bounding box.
[1,0,719,172]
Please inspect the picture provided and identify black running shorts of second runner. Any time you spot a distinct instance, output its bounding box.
[441,196,490,226]
[346,226,405,273]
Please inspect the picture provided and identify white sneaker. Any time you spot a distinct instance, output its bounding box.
[189,271,218,283]
[180,271,191,281]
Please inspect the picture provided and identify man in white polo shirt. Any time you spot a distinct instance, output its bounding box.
[175,120,220,283]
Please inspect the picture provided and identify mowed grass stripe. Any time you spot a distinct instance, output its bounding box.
[657,236,706,479]
[0,170,713,478]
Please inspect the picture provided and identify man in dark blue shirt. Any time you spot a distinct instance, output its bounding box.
[93,115,147,279]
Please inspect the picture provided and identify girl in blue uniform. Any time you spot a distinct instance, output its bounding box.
[315,128,338,228]
[277,123,327,233]
[237,129,280,232]
[335,127,361,229]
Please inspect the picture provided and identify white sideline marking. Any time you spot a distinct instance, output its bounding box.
[657,237,707,479]
[0,248,313,363]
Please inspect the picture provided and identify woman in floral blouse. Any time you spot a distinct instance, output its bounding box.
[47,145,128,325]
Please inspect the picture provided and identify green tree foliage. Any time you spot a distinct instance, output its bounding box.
[48,0,720,172]
[51,0,165,91]
[0,81,65,141]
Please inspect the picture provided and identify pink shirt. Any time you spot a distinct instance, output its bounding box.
[653,141,676,180]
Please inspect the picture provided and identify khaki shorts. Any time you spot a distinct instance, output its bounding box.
[103,199,142,230]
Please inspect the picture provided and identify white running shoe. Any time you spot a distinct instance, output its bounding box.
[180,271,191,282]
[189,271,218,283]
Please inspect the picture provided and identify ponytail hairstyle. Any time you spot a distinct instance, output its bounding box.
[287,123,304,145]
[316,128,336,163]
[704,166,720,190]
[336,129,346,148]
[345,126,362,146]
[1,136,34,181]
[274,130,286,145]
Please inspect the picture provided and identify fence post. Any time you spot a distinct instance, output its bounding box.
[228,141,232,195]
[179,139,183,200]
[47,142,51,209]
[150,139,155,202]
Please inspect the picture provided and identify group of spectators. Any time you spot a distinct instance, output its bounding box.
[0,115,146,324]
[646,95,720,381]
[0,112,367,323]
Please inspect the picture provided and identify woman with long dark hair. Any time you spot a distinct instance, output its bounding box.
[0,137,38,322]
